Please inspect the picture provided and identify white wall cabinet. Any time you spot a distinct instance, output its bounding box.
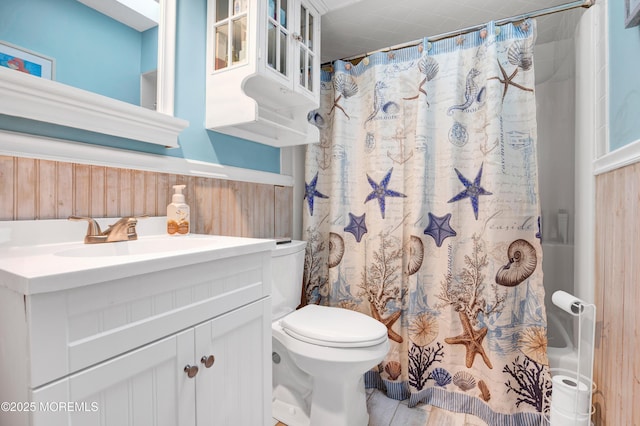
[0,245,273,426]
[206,0,325,147]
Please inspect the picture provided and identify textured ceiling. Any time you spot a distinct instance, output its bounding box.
[320,0,587,63]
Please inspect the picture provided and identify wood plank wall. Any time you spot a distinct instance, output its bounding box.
[0,155,293,239]
[593,162,640,425]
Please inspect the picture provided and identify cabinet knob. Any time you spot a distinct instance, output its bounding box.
[291,32,303,42]
[184,365,199,378]
[201,355,215,368]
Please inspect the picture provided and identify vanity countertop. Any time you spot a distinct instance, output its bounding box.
[0,217,275,295]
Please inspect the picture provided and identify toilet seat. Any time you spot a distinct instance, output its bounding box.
[281,304,388,348]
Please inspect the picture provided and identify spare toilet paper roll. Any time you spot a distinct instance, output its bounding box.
[551,374,591,415]
[552,290,585,315]
[549,405,590,426]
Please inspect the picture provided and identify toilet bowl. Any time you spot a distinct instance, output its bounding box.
[271,241,390,426]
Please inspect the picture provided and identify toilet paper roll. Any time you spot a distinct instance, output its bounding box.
[551,374,591,416]
[552,290,585,315]
[549,404,590,426]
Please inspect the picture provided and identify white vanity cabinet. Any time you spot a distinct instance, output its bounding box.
[31,300,269,426]
[206,0,325,147]
[0,232,274,426]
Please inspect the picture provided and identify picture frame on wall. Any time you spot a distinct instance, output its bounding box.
[625,0,640,28]
[0,41,55,80]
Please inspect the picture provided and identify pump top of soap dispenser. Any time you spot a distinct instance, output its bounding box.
[172,185,186,203]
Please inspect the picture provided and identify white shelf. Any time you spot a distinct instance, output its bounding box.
[213,115,318,147]
[0,66,188,148]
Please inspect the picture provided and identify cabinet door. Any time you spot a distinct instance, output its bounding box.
[212,0,249,71]
[266,0,292,83]
[294,0,320,101]
[195,298,271,426]
[32,330,197,426]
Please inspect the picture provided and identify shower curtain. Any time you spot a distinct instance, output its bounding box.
[303,20,550,425]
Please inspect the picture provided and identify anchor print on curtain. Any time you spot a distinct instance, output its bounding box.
[302,20,550,425]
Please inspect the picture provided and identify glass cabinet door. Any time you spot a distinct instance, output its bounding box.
[297,3,316,93]
[214,0,248,71]
[267,0,289,77]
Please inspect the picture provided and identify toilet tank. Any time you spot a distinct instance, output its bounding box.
[271,240,307,320]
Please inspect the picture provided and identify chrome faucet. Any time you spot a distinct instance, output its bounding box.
[69,216,147,244]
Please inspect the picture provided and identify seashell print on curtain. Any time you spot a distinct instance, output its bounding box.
[302,20,550,425]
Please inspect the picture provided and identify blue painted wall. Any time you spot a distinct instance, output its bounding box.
[141,27,158,74]
[609,0,640,151]
[0,0,281,173]
[0,0,142,104]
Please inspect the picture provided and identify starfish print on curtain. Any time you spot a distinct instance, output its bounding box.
[448,163,492,220]
[423,212,457,247]
[488,62,534,102]
[304,172,328,216]
[445,311,492,369]
[344,212,368,242]
[489,39,535,102]
[364,168,407,219]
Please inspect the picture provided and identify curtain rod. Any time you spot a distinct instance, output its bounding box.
[332,0,595,64]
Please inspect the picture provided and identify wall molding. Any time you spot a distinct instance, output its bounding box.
[0,130,293,187]
[594,138,640,175]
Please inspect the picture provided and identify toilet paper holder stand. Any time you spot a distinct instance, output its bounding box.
[550,290,596,425]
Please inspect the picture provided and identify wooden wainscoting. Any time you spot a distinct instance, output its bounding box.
[0,155,292,239]
[593,162,640,425]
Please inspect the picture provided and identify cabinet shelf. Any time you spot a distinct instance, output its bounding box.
[213,111,309,147]
[207,71,318,146]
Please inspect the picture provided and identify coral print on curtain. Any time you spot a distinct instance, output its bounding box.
[303,20,550,425]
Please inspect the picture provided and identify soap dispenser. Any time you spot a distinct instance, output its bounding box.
[167,184,190,235]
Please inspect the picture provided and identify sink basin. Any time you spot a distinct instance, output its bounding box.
[56,235,219,257]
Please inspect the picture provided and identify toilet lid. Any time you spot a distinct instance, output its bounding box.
[281,304,388,348]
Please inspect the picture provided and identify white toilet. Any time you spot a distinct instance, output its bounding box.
[271,240,390,426]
